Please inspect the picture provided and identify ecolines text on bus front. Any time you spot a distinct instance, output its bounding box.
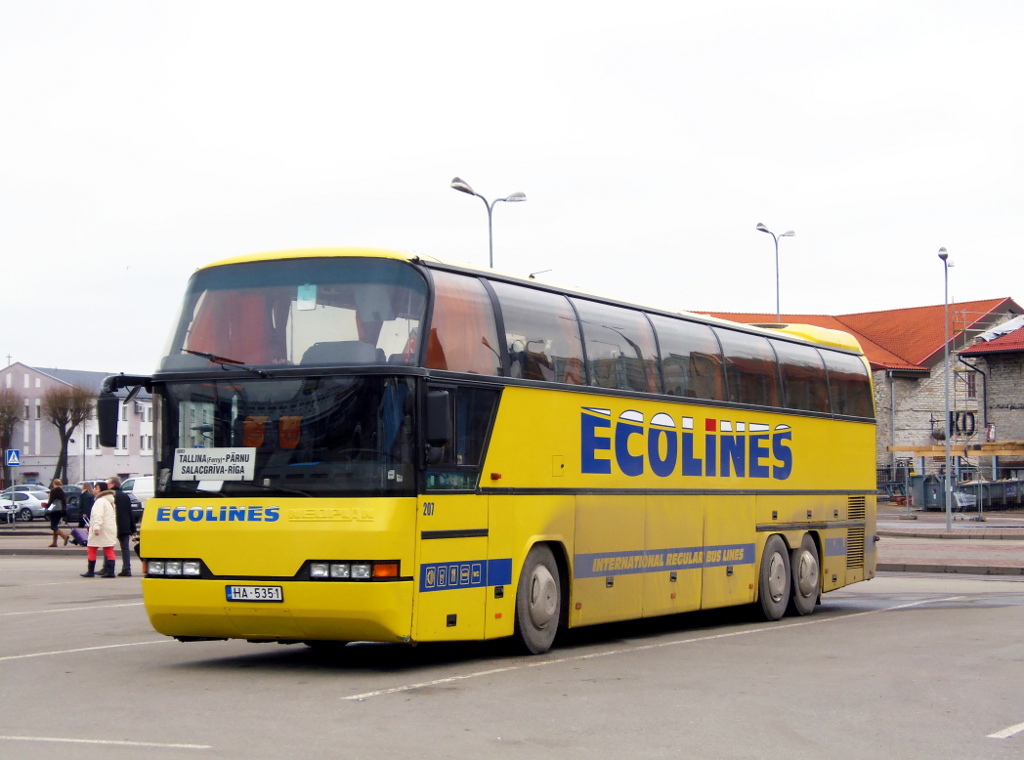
[155,506,281,523]
[580,407,793,480]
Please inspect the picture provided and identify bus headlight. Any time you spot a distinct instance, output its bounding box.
[351,564,372,579]
[307,560,399,581]
[310,563,330,579]
[144,559,204,578]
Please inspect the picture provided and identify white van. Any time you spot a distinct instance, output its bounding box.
[121,475,154,506]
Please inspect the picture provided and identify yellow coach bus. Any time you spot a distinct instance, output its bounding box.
[99,248,876,654]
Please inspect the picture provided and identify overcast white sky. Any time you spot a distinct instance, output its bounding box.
[3,1,1023,374]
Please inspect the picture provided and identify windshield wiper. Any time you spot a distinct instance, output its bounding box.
[183,350,272,378]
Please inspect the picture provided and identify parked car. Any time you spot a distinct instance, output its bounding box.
[0,490,50,521]
[66,489,143,525]
[3,484,81,501]
[121,476,154,506]
[2,485,47,496]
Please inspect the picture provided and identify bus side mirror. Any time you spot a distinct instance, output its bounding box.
[97,393,120,448]
[425,390,452,448]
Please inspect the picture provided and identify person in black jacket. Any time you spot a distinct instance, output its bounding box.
[106,476,137,577]
[46,479,70,547]
[77,481,96,528]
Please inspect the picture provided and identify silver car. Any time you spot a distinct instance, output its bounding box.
[0,490,50,521]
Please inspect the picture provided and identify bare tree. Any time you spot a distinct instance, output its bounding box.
[42,385,94,484]
[0,388,23,488]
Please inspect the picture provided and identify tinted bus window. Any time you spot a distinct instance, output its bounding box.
[165,257,427,370]
[774,340,830,413]
[824,351,875,418]
[716,329,781,407]
[490,281,584,384]
[573,300,659,393]
[426,271,502,376]
[425,385,501,491]
[649,315,725,400]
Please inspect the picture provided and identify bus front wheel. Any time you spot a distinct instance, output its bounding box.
[788,533,819,616]
[758,535,791,621]
[514,545,561,654]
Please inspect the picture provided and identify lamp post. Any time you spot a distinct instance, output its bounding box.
[451,177,527,268]
[938,247,953,531]
[756,223,796,322]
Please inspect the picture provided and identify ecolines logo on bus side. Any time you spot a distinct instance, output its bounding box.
[580,407,793,480]
[155,506,280,523]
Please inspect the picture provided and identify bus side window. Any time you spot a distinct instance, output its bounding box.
[716,328,781,408]
[426,272,502,376]
[649,315,724,400]
[823,351,875,418]
[774,340,830,413]
[425,386,501,490]
[572,299,659,393]
[489,281,585,385]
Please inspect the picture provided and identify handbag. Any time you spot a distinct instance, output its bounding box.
[46,500,64,514]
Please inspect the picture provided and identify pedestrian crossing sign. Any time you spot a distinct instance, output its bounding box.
[5,449,20,466]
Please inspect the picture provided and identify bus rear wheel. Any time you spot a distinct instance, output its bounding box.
[513,545,561,654]
[788,533,819,616]
[758,535,791,621]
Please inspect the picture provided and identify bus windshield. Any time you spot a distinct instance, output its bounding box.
[156,375,416,498]
[159,257,428,371]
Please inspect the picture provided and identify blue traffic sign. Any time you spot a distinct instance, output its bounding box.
[5,449,20,467]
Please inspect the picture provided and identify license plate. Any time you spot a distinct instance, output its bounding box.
[226,585,283,602]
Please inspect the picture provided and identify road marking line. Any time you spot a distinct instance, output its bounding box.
[0,735,210,750]
[342,596,963,700]
[988,722,1024,739]
[0,602,144,617]
[0,639,171,663]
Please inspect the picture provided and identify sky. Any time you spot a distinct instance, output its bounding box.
[3,1,1023,374]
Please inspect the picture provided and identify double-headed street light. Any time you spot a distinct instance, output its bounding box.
[451,177,527,269]
[938,247,953,531]
[756,223,796,322]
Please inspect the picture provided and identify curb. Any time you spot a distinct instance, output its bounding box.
[877,530,1024,540]
[878,563,1024,576]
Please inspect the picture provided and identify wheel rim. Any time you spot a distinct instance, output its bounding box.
[527,565,558,630]
[19,508,31,521]
[795,549,819,599]
[767,551,787,603]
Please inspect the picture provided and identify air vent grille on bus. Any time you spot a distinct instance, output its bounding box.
[847,526,865,569]
[847,496,866,569]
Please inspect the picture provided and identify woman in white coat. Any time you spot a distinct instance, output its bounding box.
[81,487,118,578]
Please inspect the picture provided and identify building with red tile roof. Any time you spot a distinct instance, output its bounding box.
[703,298,1021,372]
[701,298,1024,480]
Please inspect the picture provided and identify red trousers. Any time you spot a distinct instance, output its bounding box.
[87,546,116,561]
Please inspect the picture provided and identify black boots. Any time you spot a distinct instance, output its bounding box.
[81,559,121,578]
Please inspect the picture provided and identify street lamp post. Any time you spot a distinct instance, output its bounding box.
[451,177,527,268]
[756,223,796,322]
[938,247,953,531]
